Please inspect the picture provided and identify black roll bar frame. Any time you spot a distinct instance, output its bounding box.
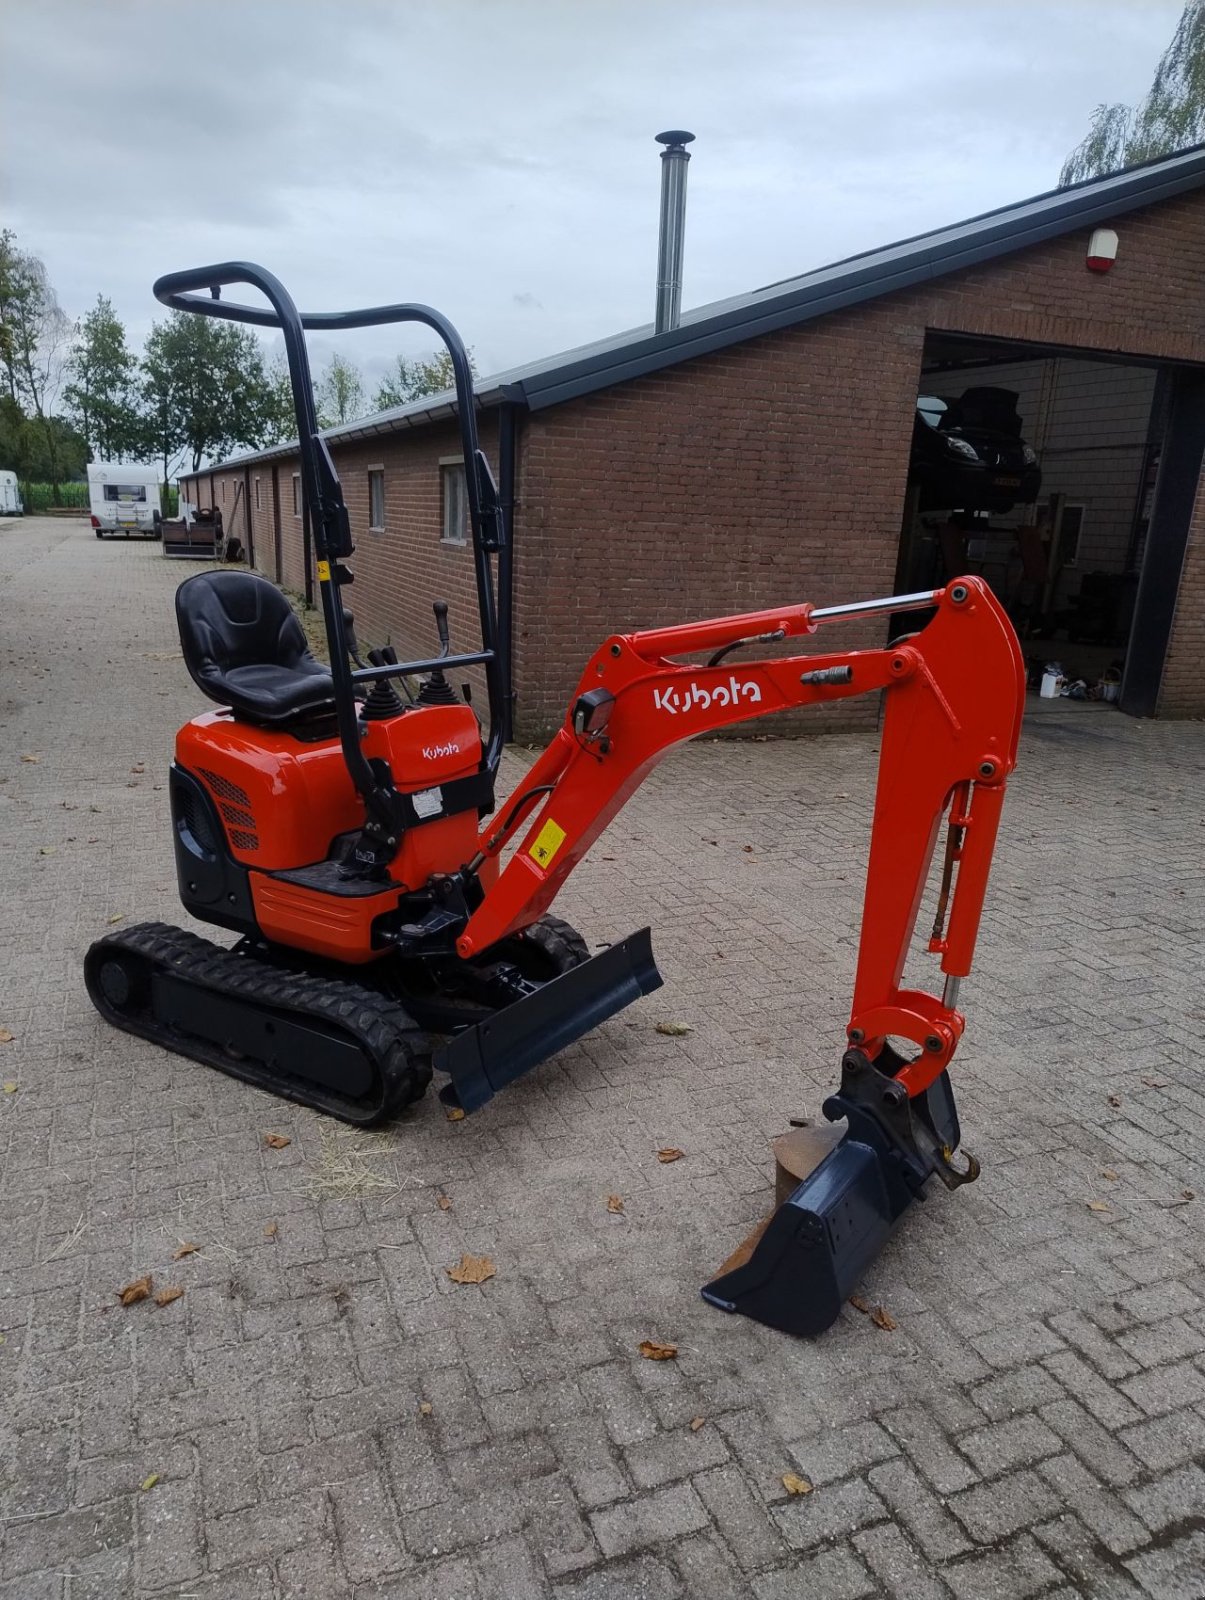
[152,262,510,838]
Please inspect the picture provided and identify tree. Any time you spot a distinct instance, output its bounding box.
[262,353,298,445]
[0,230,74,488]
[316,353,366,428]
[140,312,274,474]
[373,348,477,411]
[1061,2,1205,183]
[63,295,140,461]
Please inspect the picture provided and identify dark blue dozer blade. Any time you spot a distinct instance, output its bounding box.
[436,927,662,1113]
[700,1133,917,1338]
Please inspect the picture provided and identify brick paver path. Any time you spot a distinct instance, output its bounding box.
[2,518,1203,1598]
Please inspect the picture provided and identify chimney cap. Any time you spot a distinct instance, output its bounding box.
[655,130,695,148]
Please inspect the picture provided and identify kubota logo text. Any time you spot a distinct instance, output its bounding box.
[653,676,762,716]
[423,741,461,760]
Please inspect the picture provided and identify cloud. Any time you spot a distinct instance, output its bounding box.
[1,0,1183,384]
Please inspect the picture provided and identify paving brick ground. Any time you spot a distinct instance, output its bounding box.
[2,517,1203,1598]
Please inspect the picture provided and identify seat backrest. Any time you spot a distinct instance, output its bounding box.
[175,571,317,702]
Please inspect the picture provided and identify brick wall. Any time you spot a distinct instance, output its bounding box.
[184,186,1205,732]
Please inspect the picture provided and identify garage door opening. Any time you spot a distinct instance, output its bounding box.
[893,332,1183,713]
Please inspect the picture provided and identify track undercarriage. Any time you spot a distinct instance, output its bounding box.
[84,913,622,1126]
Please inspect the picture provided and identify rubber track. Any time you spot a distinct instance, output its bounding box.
[85,922,432,1126]
[514,914,590,974]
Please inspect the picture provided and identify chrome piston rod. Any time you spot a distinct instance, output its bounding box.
[811,588,937,624]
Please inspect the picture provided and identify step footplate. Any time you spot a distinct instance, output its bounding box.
[436,927,662,1113]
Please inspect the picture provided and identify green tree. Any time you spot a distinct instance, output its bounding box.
[373,348,477,411]
[140,312,273,474]
[316,352,366,428]
[262,353,298,445]
[1061,2,1205,183]
[0,230,73,489]
[64,295,141,461]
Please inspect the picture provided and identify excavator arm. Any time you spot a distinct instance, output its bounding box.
[439,575,1024,1337]
[461,575,1024,1103]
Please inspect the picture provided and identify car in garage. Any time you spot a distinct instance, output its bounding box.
[910,386,1041,513]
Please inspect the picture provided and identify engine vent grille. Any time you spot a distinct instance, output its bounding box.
[229,829,260,852]
[199,768,252,808]
[219,802,257,831]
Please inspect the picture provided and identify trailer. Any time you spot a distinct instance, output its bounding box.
[0,471,23,517]
[88,464,161,539]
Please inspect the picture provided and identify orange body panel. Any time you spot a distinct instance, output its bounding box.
[179,702,488,961]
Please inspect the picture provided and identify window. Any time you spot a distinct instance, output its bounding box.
[292,473,301,517]
[1060,504,1086,568]
[254,478,261,511]
[441,462,468,544]
[368,468,386,530]
[103,484,148,502]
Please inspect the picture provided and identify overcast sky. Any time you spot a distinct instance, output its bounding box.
[1,0,1184,395]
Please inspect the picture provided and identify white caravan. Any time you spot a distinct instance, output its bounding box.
[88,463,162,539]
[0,470,22,516]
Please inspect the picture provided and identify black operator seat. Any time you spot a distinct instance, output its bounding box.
[175,571,335,723]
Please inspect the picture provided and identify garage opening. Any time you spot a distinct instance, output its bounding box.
[893,332,1198,716]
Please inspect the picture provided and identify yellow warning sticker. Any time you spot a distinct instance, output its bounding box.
[529,818,567,870]
[316,560,331,582]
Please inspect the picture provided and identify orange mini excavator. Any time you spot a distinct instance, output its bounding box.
[86,263,1024,1335]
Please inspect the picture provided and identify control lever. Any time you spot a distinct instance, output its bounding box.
[433,601,451,656]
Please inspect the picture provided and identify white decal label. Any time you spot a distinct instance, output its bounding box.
[653,675,762,716]
[412,786,443,819]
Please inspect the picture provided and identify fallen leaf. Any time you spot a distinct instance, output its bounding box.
[117,1275,153,1307]
[1140,1077,1169,1089]
[446,1107,466,1122]
[447,1253,496,1285]
[606,1194,624,1213]
[638,1339,678,1361]
[870,1305,898,1331]
[20,753,40,763]
[140,1473,160,1492]
[106,913,124,925]
[436,1194,452,1211]
[154,1286,184,1308]
[172,1241,200,1260]
[418,1401,433,1416]
[1107,1094,1122,1108]
[848,1293,871,1314]
[782,1472,814,1496]
[689,1416,706,1432]
[1087,1200,1112,1213]
[264,1221,278,1238]
[1183,1188,1196,1200]
[262,1132,291,1149]
[742,844,754,852]
[2,1082,16,1095]
[1101,1169,1119,1181]
[656,1148,685,1164]
[655,1022,693,1037]
[0,1028,13,1043]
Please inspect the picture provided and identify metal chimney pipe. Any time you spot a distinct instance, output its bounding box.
[654,130,694,335]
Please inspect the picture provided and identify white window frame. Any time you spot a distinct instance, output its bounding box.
[368,466,386,532]
[440,456,468,545]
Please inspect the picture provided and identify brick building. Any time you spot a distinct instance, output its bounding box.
[182,145,1205,734]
